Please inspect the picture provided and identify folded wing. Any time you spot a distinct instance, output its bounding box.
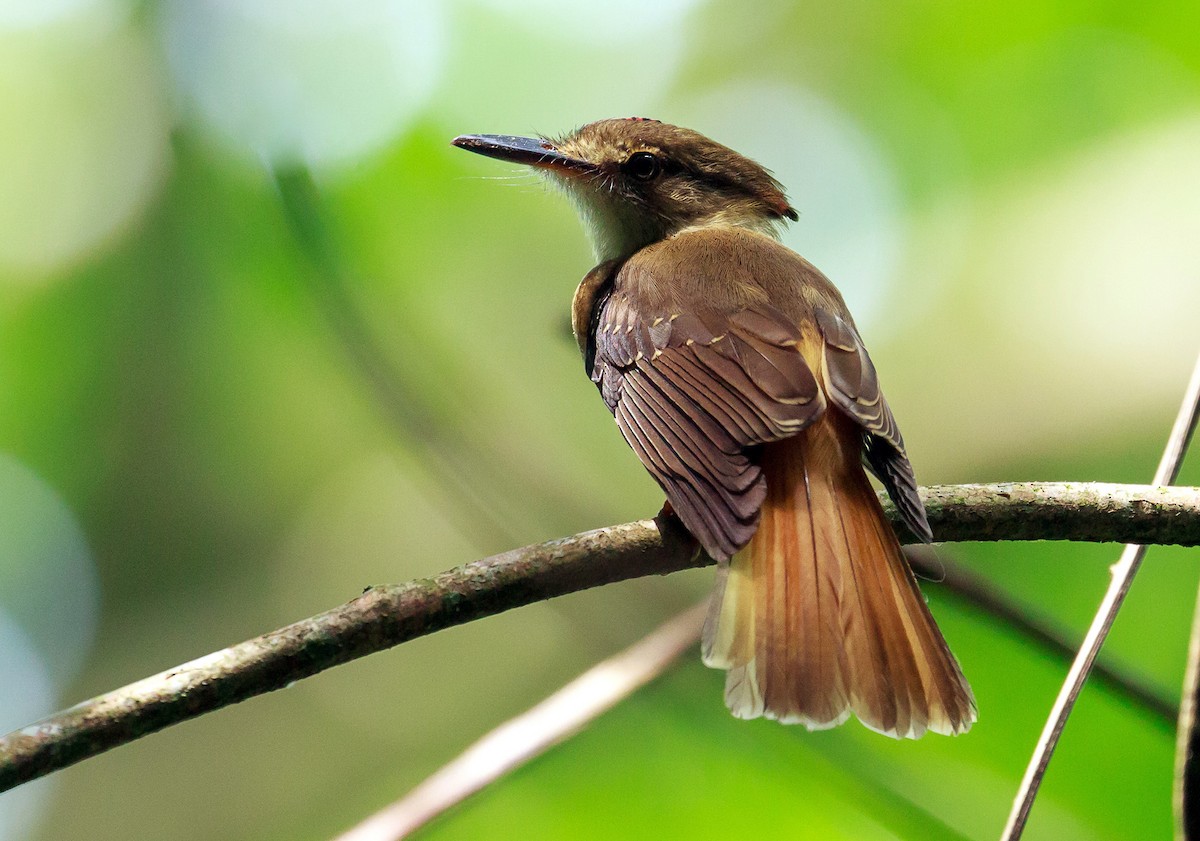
[591,292,825,560]
[814,307,933,543]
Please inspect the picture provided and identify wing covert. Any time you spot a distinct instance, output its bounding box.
[814,308,933,542]
[592,293,825,560]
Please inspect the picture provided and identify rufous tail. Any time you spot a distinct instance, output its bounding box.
[701,414,976,738]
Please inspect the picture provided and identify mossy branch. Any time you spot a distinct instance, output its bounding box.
[0,481,1197,794]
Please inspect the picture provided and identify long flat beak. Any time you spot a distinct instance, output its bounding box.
[452,134,594,175]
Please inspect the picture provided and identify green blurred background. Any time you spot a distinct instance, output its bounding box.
[1,0,1198,839]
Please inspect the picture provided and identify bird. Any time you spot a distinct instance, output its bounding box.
[453,118,976,738]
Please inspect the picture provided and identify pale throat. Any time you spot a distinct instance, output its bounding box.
[560,181,781,264]
[566,189,662,263]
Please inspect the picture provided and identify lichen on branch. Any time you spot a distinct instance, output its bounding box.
[0,481,1197,794]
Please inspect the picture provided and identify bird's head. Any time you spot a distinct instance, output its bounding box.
[453,117,798,262]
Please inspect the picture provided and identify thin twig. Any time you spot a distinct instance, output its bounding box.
[333,602,709,841]
[0,482,1198,796]
[1174,361,1200,841]
[906,547,1177,724]
[1001,352,1200,840]
[338,546,1179,841]
[1175,572,1200,839]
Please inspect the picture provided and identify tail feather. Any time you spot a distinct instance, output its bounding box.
[701,414,976,738]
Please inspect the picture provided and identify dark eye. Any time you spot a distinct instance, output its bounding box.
[624,151,661,181]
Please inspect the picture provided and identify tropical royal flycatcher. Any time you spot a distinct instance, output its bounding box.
[453,118,976,738]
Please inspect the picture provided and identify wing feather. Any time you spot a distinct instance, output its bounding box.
[814,308,932,542]
[593,291,825,560]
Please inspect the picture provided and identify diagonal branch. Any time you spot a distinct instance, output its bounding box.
[904,546,1178,724]
[333,602,711,841]
[0,481,1198,795]
[335,544,1179,841]
[1002,351,1200,840]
